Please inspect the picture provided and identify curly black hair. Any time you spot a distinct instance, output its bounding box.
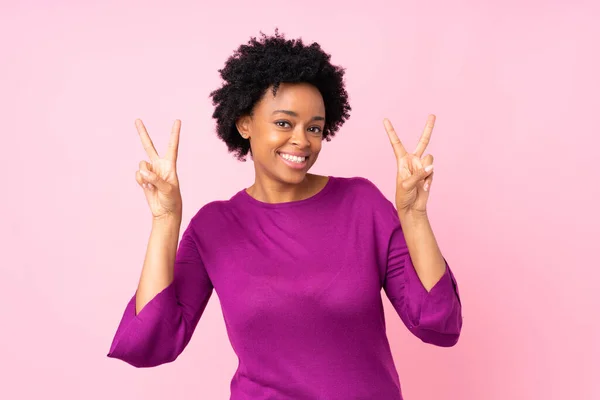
[209,29,352,161]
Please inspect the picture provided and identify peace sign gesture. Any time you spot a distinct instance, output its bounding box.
[134,119,183,220]
[384,114,436,216]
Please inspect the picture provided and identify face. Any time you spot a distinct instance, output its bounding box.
[236,82,326,186]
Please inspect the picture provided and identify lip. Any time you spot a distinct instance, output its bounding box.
[277,152,309,170]
[278,151,310,157]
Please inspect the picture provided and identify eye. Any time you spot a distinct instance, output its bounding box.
[275,120,291,128]
[308,126,323,134]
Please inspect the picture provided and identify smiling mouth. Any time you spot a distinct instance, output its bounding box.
[277,152,309,164]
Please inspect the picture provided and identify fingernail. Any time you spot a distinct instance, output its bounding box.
[424,182,430,191]
[425,165,434,173]
[140,169,149,177]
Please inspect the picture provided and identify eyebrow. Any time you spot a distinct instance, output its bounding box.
[272,109,325,121]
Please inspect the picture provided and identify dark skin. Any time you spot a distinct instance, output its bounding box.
[234,83,444,291]
[135,82,445,293]
[236,82,330,204]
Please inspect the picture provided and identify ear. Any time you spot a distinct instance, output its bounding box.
[236,115,252,139]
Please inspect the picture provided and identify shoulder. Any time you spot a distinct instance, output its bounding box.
[181,197,243,252]
[181,192,241,236]
[332,175,398,217]
[333,176,389,202]
[334,175,378,191]
[189,197,237,226]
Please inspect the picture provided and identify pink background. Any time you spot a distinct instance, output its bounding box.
[2,1,598,399]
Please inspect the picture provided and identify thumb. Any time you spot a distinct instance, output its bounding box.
[401,165,434,191]
[139,169,170,192]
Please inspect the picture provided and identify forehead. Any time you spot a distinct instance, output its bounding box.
[255,82,325,116]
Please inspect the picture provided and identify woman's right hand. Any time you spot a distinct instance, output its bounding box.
[134,119,183,220]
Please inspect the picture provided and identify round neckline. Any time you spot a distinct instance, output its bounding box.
[236,176,336,209]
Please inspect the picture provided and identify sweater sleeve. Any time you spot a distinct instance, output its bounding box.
[106,220,213,367]
[383,218,463,347]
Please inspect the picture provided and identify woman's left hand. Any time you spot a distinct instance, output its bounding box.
[384,114,436,216]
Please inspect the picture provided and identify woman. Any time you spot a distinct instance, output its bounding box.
[107,31,462,400]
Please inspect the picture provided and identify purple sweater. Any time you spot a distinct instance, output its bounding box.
[107,176,462,399]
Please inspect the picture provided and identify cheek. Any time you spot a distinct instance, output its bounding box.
[251,131,282,155]
[308,142,322,164]
[310,137,323,153]
[263,131,287,151]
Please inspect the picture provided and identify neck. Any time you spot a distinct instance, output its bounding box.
[247,172,318,204]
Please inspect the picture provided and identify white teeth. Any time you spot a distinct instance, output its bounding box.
[280,153,306,163]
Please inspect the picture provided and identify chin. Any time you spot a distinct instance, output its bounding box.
[276,169,309,185]
[273,162,316,185]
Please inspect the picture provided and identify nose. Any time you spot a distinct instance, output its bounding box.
[290,126,310,148]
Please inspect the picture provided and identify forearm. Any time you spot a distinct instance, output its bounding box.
[135,215,182,314]
[398,211,446,291]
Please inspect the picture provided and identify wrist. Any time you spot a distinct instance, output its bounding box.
[152,212,182,227]
[398,208,428,222]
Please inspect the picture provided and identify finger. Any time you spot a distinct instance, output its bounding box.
[136,119,160,161]
[136,170,153,190]
[421,154,434,168]
[166,119,181,162]
[383,118,407,160]
[139,160,153,172]
[398,159,412,180]
[423,171,434,192]
[139,168,169,192]
[139,161,154,188]
[414,114,435,157]
[135,170,144,186]
[138,160,161,191]
[412,156,423,173]
[401,165,434,191]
